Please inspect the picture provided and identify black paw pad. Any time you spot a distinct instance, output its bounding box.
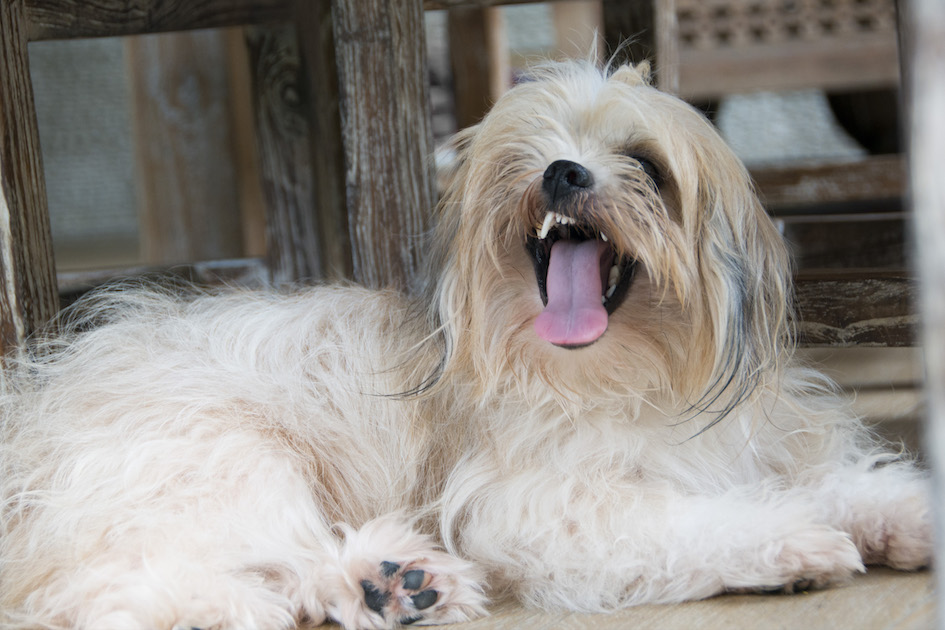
[402,569,426,590]
[411,589,439,610]
[380,561,401,578]
[361,579,390,614]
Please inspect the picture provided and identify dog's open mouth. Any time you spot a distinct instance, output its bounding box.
[526,211,637,348]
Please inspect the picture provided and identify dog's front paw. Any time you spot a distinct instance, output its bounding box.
[330,515,487,629]
[861,494,934,571]
[725,524,865,595]
[359,561,460,626]
[342,556,485,629]
[766,525,865,593]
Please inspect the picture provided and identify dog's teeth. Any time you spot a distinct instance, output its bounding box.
[605,284,617,299]
[600,233,608,242]
[539,212,555,239]
[608,265,619,287]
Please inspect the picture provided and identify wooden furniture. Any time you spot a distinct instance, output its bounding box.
[0,0,435,356]
[673,0,899,99]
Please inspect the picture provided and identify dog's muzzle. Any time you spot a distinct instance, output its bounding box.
[526,160,638,349]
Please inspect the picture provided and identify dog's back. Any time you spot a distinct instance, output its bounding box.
[0,283,461,628]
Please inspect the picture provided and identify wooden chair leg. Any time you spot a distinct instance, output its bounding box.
[448,6,507,130]
[0,0,58,357]
[331,0,434,291]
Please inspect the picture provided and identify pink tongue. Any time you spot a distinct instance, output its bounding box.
[534,239,609,346]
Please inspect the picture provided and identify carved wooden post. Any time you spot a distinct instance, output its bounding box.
[0,0,58,357]
[331,0,435,291]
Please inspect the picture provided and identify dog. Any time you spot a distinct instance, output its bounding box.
[0,60,932,629]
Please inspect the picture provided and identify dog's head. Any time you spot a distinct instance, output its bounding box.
[429,60,790,420]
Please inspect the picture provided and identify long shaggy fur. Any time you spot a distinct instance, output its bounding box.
[0,60,931,629]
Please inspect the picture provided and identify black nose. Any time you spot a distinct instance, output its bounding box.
[542,159,594,204]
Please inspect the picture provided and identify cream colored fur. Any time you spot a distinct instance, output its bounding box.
[0,60,931,629]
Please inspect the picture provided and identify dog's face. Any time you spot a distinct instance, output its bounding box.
[432,61,789,415]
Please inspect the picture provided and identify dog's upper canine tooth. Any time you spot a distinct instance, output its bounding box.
[601,233,609,242]
[539,212,556,239]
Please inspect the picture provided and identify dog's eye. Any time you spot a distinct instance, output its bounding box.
[629,155,662,187]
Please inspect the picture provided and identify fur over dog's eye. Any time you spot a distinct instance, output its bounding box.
[629,156,662,187]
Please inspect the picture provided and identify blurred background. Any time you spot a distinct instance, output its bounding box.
[30,0,899,271]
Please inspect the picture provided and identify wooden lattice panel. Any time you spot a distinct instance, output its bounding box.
[678,0,897,49]
[671,0,901,98]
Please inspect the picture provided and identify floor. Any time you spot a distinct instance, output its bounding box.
[366,568,935,630]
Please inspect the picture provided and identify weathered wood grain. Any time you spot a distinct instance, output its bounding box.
[24,0,291,41]
[23,0,551,41]
[679,39,900,100]
[780,212,907,269]
[222,27,268,259]
[794,271,916,347]
[126,30,245,265]
[244,23,324,284]
[448,7,502,129]
[0,0,58,357]
[294,0,352,282]
[331,0,435,290]
[753,155,905,209]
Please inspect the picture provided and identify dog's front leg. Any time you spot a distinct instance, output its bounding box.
[446,474,866,610]
[804,460,933,572]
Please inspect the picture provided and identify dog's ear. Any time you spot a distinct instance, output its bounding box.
[426,122,479,343]
[611,61,652,87]
[683,136,793,425]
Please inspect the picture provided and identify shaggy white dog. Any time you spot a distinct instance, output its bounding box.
[0,60,931,630]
